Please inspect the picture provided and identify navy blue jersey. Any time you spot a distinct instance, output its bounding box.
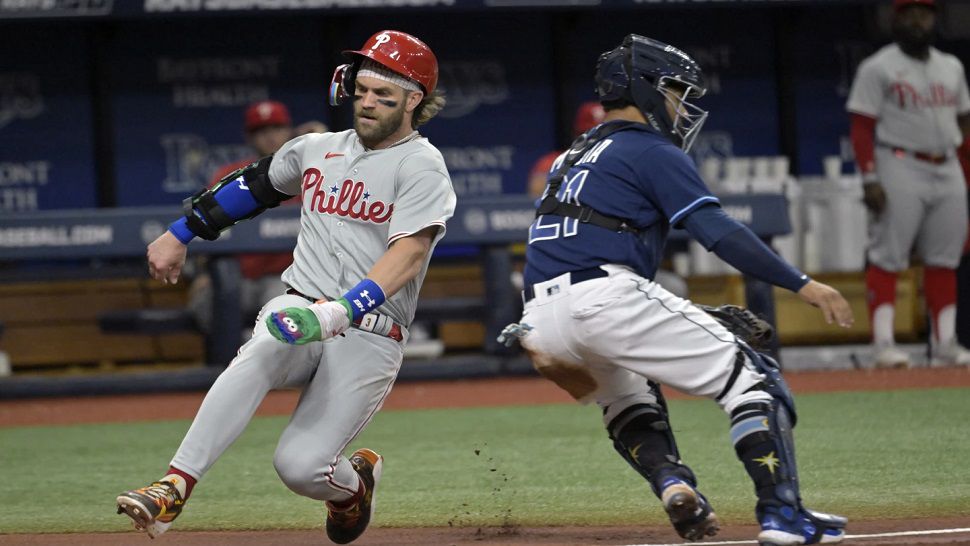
[524,121,719,285]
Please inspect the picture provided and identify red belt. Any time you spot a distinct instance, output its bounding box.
[890,146,949,165]
[285,288,404,342]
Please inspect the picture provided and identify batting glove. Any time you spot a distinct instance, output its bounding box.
[266,300,352,345]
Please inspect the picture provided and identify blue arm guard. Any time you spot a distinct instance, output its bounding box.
[681,205,809,293]
[175,155,291,242]
[169,180,261,244]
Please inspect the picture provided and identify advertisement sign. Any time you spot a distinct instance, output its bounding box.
[110,19,331,206]
[0,29,97,212]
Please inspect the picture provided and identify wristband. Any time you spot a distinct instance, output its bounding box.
[168,217,195,245]
[861,172,878,184]
[341,279,386,322]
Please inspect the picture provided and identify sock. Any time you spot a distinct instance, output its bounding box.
[162,467,197,500]
[872,304,896,348]
[924,267,957,347]
[326,477,364,511]
[866,265,897,346]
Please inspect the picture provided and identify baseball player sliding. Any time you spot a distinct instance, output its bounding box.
[847,0,970,368]
[500,35,853,545]
[116,30,455,545]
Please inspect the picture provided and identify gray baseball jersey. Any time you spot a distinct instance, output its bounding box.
[847,44,970,271]
[847,44,970,154]
[270,129,456,326]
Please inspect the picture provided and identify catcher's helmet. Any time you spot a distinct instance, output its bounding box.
[330,30,438,106]
[594,34,708,152]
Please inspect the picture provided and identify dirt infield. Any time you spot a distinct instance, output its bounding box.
[2,367,970,545]
[3,367,970,428]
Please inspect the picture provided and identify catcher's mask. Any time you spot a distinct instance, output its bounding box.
[329,30,438,106]
[594,34,708,152]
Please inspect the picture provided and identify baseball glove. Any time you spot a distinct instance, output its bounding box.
[697,304,774,350]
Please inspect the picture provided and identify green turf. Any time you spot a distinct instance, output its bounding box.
[1,387,968,533]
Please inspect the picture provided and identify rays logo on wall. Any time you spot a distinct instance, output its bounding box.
[160,134,250,193]
[0,73,44,131]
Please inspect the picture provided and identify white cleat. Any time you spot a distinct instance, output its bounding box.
[873,346,912,369]
[930,342,970,367]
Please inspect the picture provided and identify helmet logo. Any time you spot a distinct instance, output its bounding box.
[372,33,391,50]
[390,51,400,60]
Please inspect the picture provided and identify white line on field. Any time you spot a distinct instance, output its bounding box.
[623,526,970,546]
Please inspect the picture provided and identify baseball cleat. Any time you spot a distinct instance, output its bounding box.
[757,504,846,545]
[930,342,970,367]
[116,480,184,539]
[660,479,720,541]
[326,448,383,544]
[872,345,912,369]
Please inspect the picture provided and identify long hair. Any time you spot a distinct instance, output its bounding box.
[412,90,446,128]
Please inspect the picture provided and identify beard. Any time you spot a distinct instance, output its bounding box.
[354,104,406,149]
[892,20,935,57]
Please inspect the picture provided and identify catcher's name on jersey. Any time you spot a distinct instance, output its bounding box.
[525,122,719,287]
[302,170,393,224]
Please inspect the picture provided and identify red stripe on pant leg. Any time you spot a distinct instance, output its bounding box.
[924,267,957,341]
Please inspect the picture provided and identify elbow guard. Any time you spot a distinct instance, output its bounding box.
[182,155,291,241]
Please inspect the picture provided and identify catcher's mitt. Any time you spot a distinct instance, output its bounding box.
[697,304,774,350]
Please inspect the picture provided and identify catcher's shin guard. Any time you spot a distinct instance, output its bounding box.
[730,347,847,545]
[606,384,696,497]
[606,384,719,540]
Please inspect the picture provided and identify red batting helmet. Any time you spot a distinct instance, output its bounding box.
[893,0,935,11]
[329,30,438,106]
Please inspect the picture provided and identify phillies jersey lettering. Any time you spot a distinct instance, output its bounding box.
[847,44,970,154]
[524,122,720,286]
[302,171,394,223]
[269,129,456,325]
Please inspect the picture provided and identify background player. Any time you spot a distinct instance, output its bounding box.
[503,35,852,545]
[116,30,454,545]
[528,101,605,198]
[189,100,326,335]
[847,0,970,368]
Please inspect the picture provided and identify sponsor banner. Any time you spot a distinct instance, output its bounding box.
[0,29,97,211]
[0,0,886,19]
[343,15,556,197]
[110,19,330,206]
[557,10,780,168]
[0,0,114,19]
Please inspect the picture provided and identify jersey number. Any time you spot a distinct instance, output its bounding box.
[528,170,588,243]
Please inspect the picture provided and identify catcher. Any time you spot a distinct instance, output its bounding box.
[500,35,853,545]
